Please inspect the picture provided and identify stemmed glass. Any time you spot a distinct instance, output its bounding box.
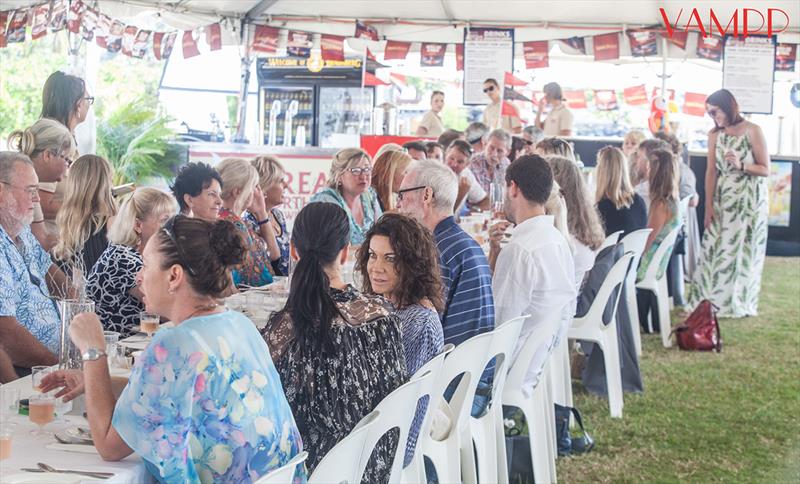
[140,312,160,340]
[28,393,55,436]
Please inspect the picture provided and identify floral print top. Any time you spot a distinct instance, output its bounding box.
[308,188,382,246]
[218,208,274,287]
[243,208,291,276]
[263,286,408,481]
[113,310,303,483]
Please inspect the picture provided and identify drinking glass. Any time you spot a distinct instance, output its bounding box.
[0,386,20,428]
[28,394,55,436]
[31,365,50,393]
[140,312,160,339]
[57,299,95,369]
[0,429,11,460]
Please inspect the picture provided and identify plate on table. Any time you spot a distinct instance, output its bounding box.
[65,426,94,443]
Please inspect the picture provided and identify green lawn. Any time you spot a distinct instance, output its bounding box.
[557,257,800,483]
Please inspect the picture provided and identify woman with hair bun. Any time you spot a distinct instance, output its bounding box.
[263,202,407,480]
[42,215,304,483]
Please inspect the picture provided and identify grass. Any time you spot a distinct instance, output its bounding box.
[557,257,800,483]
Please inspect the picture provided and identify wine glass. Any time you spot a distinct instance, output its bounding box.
[140,312,160,340]
[28,394,55,436]
[31,365,50,393]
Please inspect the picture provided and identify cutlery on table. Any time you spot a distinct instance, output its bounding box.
[20,462,115,479]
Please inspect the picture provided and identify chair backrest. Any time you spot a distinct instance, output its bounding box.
[486,316,526,402]
[619,228,652,277]
[640,223,682,283]
[356,371,435,482]
[255,451,309,484]
[505,310,563,394]
[679,195,692,224]
[572,252,634,328]
[406,344,454,460]
[309,411,379,484]
[598,230,623,253]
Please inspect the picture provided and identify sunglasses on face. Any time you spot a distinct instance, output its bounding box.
[162,215,198,277]
[84,96,95,105]
[483,86,496,93]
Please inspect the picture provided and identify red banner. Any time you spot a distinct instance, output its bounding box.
[152,32,164,60]
[501,100,520,116]
[0,12,8,48]
[504,71,527,87]
[384,40,411,60]
[623,85,648,105]
[420,43,446,67]
[665,30,688,50]
[683,92,707,116]
[287,31,312,57]
[560,36,586,55]
[775,43,797,72]
[523,41,549,69]
[697,36,722,62]
[132,30,150,58]
[564,90,587,109]
[182,30,200,59]
[626,29,657,57]
[121,25,138,56]
[67,0,84,34]
[594,89,619,110]
[49,0,68,33]
[161,31,177,59]
[321,34,344,61]
[355,21,379,41]
[456,44,464,71]
[31,4,50,40]
[252,25,279,54]
[205,23,222,51]
[594,32,620,61]
[6,9,28,44]
[94,14,111,48]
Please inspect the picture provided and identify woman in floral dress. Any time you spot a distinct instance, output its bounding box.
[688,89,770,317]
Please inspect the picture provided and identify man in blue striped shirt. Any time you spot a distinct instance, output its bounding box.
[398,159,495,416]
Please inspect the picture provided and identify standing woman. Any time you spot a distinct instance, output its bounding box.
[688,89,770,317]
[310,148,382,246]
[53,155,117,277]
[371,149,413,212]
[595,146,648,237]
[246,156,291,276]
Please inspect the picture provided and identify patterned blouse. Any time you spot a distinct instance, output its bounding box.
[637,199,682,281]
[113,310,304,483]
[243,208,291,276]
[86,244,143,337]
[262,286,408,481]
[218,208,274,287]
[308,188,382,246]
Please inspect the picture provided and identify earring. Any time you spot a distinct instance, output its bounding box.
[168,287,176,295]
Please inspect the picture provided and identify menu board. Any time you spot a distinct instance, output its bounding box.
[463,28,514,105]
[722,36,776,114]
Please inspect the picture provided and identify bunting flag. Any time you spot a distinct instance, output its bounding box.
[0,11,8,48]
[775,43,797,72]
[564,90,587,108]
[321,34,344,61]
[106,21,124,53]
[364,72,389,86]
[697,36,723,62]
[623,84,648,105]
[523,40,549,68]
[161,31,177,59]
[182,30,200,58]
[152,32,164,60]
[501,100,520,116]
[420,43,446,67]
[252,25,279,54]
[94,14,111,48]
[626,29,657,57]
[389,72,407,87]
[683,92,707,116]
[594,89,619,110]
[503,88,532,103]
[504,71,527,87]
[455,44,464,71]
[593,32,620,61]
[6,9,28,43]
[121,25,138,56]
[560,36,586,55]
[30,4,50,40]
[49,0,67,33]
[205,23,222,51]
[366,47,376,61]
[355,21,379,41]
[80,8,97,41]
[383,40,411,60]
[67,0,85,34]
[286,30,311,57]
[665,30,688,50]
[132,29,151,58]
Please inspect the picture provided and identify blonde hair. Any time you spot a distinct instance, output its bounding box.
[596,146,635,209]
[648,150,679,206]
[217,158,259,214]
[53,155,117,263]
[548,156,605,250]
[371,150,412,211]
[375,143,403,160]
[623,130,647,148]
[327,148,371,190]
[251,155,285,192]
[535,137,575,161]
[108,187,177,248]
[545,180,572,249]
[7,118,75,159]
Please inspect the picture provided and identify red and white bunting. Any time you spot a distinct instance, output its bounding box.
[523,40,549,69]
[455,44,464,71]
[182,30,200,59]
[205,23,222,51]
[106,20,124,53]
[152,31,164,60]
[30,4,50,40]
[251,25,279,54]
[593,32,620,61]
[66,0,85,34]
[6,9,28,44]
[321,34,345,61]
[132,29,151,58]
[623,85,648,105]
[683,92,707,116]
[161,31,177,59]
[49,0,67,33]
[383,40,411,61]
[420,43,446,67]
[121,25,138,56]
[0,11,8,48]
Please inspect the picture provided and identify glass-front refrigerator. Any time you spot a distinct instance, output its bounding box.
[260,86,314,147]
[318,86,374,148]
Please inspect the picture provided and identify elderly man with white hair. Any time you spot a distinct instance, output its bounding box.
[0,151,72,379]
[397,159,495,416]
[469,128,512,196]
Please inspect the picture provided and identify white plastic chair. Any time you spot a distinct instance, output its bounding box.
[309,411,379,484]
[501,311,565,484]
[671,196,692,309]
[619,228,653,357]
[465,316,526,484]
[636,223,683,348]
[254,451,308,484]
[568,252,634,419]
[598,230,624,253]
[420,331,494,484]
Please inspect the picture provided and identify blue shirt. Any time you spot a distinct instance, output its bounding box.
[113,310,304,483]
[309,187,382,246]
[0,225,60,354]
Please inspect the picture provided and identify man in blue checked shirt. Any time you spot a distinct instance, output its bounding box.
[398,159,495,417]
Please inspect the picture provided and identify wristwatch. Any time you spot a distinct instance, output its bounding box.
[81,347,107,362]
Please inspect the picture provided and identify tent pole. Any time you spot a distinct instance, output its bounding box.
[660,36,668,97]
[234,22,252,143]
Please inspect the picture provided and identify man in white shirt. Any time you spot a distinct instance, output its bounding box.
[416,90,445,137]
[489,154,576,397]
[445,139,489,212]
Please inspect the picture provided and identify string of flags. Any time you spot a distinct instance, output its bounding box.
[1,1,796,75]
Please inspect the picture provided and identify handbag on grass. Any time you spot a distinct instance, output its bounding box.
[672,299,722,352]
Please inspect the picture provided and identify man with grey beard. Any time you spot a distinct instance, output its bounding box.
[0,151,72,380]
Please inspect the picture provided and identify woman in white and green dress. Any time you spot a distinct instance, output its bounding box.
[688,89,770,318]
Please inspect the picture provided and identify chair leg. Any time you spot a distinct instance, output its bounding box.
[543,369,558,482]
[522,389,552,484]
[460,424,478,484]
[626,281,642,357]
[657,277,672,348]
[494,408,510,484]
[600,336,624,418]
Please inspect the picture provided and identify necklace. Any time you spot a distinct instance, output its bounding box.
[186,301,221,321]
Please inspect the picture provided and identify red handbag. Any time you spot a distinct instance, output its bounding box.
[672,300,722,352]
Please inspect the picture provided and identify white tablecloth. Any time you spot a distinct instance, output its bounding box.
[0,376,148,483]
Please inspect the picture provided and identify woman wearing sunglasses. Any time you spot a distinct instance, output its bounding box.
[41,215,304,483]
[309,147,383,245]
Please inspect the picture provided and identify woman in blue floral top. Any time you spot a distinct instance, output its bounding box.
[309,148,382,246]
[244,156,291,276]
[42,215,303,483]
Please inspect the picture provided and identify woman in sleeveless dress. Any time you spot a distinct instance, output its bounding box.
[688,89,770,318]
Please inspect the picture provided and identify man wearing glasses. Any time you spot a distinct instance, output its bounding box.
[0,152,73,380]
[481,78,522,134]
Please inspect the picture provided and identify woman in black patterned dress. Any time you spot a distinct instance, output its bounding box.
[262,202,408,481]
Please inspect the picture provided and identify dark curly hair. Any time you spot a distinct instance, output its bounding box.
[356,213,444,312]
[170,162,223,212]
